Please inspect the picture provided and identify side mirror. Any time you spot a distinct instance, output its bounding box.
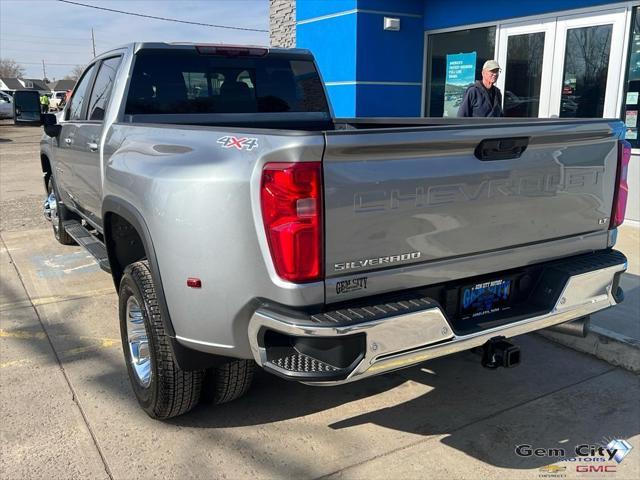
[42,113,61,137]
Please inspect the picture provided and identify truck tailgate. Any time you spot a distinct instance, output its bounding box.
[323,120,621,299]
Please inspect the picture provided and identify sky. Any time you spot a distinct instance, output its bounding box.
[0,0,269,81]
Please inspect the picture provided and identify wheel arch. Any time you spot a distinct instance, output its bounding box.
[102,196,226,370]
[102,196,173,330]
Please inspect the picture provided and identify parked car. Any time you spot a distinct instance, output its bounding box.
[38,43,629,420]
[48,91,67,111]
[0,90,13,118]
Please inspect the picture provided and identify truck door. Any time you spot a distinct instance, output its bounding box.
[74,56,123,224]
[56,63,97,209]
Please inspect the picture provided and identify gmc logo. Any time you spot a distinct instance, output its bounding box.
[576,465,617,473]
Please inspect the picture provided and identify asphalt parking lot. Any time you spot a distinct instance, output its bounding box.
[1,118,639,480]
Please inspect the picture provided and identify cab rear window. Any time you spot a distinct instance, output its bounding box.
[125,50,329,115]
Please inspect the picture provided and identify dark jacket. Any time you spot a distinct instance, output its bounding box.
[457,81,503,117]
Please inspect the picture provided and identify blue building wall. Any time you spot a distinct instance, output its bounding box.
[356,84,423,116]
[296,0,622,117]
[297,13,357,82]
[297,0,424,117]
[356,13,423,83]
[297,0,357,20]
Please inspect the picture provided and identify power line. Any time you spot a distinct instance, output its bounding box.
[57,0,268,32]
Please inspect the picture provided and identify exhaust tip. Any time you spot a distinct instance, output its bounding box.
[546,317,590,338]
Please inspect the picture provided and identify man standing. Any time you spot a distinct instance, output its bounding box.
[458,60,503,117]
[40,93,50,114]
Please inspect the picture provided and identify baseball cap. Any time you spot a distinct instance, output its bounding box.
[483,60,501,71]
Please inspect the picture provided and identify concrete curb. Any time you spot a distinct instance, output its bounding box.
[537,326,640,373]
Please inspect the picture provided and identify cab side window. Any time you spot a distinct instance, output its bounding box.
[66,64,96,121]
[88,56,122,121]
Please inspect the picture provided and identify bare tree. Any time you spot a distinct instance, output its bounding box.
[64,65,86,81]
[0,58,25,78]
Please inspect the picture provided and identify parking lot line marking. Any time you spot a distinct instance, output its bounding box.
[0,328,47,340]
[0,340,121,369]
[63,262,98,273]
[0,328,119,344]
[1,288,115,312]
[30,288,115,306]
[0,359,30,369]
[62,340,119,356]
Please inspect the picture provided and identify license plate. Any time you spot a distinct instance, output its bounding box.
[460,279,512,318]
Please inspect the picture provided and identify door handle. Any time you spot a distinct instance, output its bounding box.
[474,137,529,161]
[87,142,99,152]
[64,137,72,145]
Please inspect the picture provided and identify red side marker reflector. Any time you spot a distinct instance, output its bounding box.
[187,278,202,288]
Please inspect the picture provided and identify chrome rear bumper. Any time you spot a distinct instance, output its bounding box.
[248,250,627,385]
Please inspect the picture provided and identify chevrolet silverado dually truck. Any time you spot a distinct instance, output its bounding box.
[38,43,630,419]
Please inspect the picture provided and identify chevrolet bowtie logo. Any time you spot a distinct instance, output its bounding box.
[539,465,566,473]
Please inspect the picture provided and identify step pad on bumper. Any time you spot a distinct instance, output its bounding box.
[311,298,433,326]
[272,352,339,373]
[545,249,626,276]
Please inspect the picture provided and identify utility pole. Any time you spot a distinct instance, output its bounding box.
[42,59,47,81]
[91,28,96,57]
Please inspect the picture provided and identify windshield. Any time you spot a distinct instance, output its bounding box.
[125,50,329,115]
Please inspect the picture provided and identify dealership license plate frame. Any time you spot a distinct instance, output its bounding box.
[459,277,514,319]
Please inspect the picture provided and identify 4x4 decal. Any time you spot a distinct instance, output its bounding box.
[217,136,259,151]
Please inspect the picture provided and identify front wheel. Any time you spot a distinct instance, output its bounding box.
[119,260,204,419]
[44,177,75,245]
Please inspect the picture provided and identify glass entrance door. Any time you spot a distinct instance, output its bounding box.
[549,10,627,118]
[497,21,556,117]
[495,9,627,118]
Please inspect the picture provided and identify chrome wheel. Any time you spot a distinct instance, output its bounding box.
[44,190,58,224]
[125,296,152,388]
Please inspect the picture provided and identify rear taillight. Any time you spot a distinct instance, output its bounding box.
[610,140,632,229]
[261,162,323,283]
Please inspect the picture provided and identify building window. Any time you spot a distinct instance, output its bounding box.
[559,24,612,118]
[623,7,640,148]
[503,32,545,117]
[424,26,496,117]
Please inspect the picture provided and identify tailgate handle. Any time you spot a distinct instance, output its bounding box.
[475,137,529,161]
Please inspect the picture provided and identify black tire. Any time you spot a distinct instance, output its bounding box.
[119,260,204,419]
[203,359,255,405]
[46,177,75,245]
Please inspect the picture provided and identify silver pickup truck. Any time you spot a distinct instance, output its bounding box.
[38,43,630,419]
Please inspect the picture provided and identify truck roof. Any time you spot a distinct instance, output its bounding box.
[99,42,312,58]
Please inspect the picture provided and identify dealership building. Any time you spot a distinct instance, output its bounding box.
[270,0,639,222]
